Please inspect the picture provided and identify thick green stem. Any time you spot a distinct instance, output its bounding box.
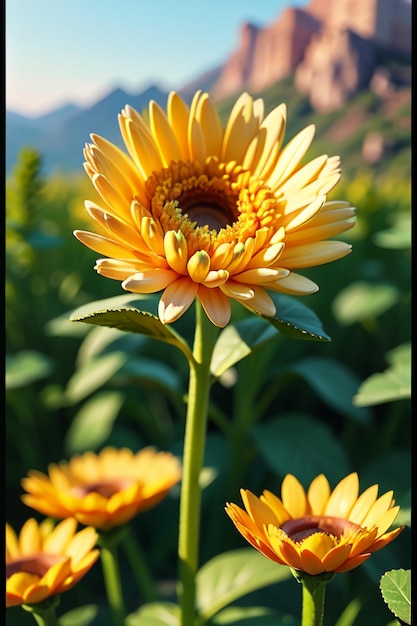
[292,570,334,626]
[178,302,219,626]
[22,597,60,626]
[99,536,126,626]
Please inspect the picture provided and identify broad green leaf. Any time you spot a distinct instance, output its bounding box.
[209,606,298,625]
[196,548,291,621]
[380,569,411,625]
[353,344,411,406]
[124,358,182,393]
[71,308,192,360]
[70,293,159,318]
[58,605,98,626]
[126,602,179,626]
[211,318,279,377]
[64,391,125,454]
[64,351,128,404]
[259,294,331,342]
[6,350,53,389]
[291,357,371,423]
[76,324,146,366]
[332,282,399,326]
[252,414,350,485]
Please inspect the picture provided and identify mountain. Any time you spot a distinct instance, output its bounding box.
[6,0,411,176]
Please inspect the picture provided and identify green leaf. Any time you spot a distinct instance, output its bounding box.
[373,213,411,249]
[332,282,399,325]
[259,294,331,342]
[125,602,179,626]
[380,569,411,625]
[196,548,291,621]
[64,391,125,454]
[124,358,182,393]
[291,357,371,423]
[71,307,192,360]
[353,343,411,406]
[211,318,279,377]
[64,351,129,404]
[58,605,98,626]
[209,606,298,625]
[252,414,350,485]
[6,350,53,389]
[334,598,363,626]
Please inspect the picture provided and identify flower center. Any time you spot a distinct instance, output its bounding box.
[6,554,65,579]
[71,479,134,499]
[281,515,361,542]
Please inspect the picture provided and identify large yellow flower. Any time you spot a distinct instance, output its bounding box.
[6,517,99,608]
[21,447,181,530]
[225,472,403,576]
[74,90,355,327]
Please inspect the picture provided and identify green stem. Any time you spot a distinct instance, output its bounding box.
[178,301,219,626]
[292,571,334,626]
[99,536,126,626]
[22,597,60,626]
[121,525,158,602]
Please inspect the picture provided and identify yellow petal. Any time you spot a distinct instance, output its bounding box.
[195,92,223,157]
[324,472,359,518]
[149,99,182,165]
[268,124,316,189]
[270,272,319,295]
[307,474,331,515]
[187,250,211,282]
[43,518,77,555]
[122,268,177,294]
[198,285,231,328]
[281,474,308,518]
[348,485,379,525]
[222,93,260,163]
[164,230,189,274]
[158,277,199,324]
[280,241,352,269]
[167,91,191,160]
[19,518,42,555]
[360,491,395,529]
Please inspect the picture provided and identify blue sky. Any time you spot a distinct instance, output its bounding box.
[6,0,309,116]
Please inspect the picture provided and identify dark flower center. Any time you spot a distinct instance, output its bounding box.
[281,515,361,542]
[6,554,65,579]
[71,479,134,499]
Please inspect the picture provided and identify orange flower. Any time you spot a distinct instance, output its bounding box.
[21,447,181,530]
[6,517,99,608]
[225,472,404,575]
[74,90,355,327]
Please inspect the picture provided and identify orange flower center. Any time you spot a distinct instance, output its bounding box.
[71,478,134,499]
[6,554,65,579]
[145,159,281,252]
[281,515,361,542]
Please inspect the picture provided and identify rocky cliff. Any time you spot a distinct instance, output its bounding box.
[211,0,411,112]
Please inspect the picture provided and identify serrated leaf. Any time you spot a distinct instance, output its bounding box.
[259,294,331,342]
[71,307,192,360]
[291,357,371,423]
[380,569,411,624]
[125,602,179,626]
[64,351,128,404]
[58,605,98,626]
[64,391,125,454]
[6,351,53,389]
[196,548,291,621]
[211,318,279,377]
[252,414,350,485]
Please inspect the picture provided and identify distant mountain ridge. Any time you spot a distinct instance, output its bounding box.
[6,0,411,176]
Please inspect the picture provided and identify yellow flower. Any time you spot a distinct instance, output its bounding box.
[21,447,181,530]
[74,90,355,327]
[6,517,99,608]
[225,472,404,575]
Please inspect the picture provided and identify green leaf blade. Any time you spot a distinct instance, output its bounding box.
[196,548,291,621]
[380,569,411,625]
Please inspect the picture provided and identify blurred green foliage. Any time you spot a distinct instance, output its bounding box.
[6,113,411,626]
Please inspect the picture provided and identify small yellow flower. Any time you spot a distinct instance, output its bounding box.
[21,447,182,530]
[6,517,99,608]
[225,472,404,575]
[74,90,355,327]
